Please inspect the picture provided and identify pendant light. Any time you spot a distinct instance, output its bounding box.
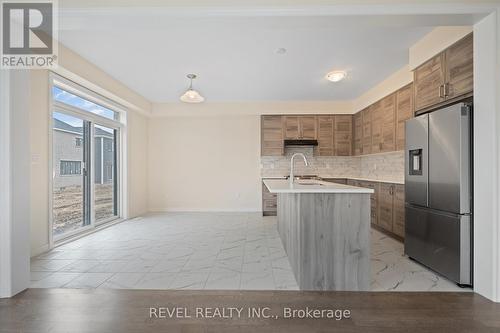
[180,74,205,103]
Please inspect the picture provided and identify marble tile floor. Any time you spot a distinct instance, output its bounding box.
[30,212,471,292]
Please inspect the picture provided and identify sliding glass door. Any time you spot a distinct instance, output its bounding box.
[52,112,91,237]
[51,75,123,242]
[94,124,118,224]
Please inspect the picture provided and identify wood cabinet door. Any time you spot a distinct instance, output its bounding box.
[370,102,383,154]
[353,112,363,155]
[283,116,300,139]
[362,107,372,155]
[262,182,277,215]
[261,115,283,156]
[396,83,414,151]
[445,33,473,99]
[414,53,446,111]
[381,93,396,153]
[323,178,347,185]
[378,183,394,231]
[334,115,352,156]
[392,184,405,238]
[316,116,334,156]
[370,182,380,226]
[358,181,378,225]
[299,116,317,139]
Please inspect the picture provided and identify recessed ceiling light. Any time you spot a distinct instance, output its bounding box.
[276,47,287,55]
[326,71,347,82]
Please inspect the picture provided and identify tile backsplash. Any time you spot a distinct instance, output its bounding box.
[261,147,404,183]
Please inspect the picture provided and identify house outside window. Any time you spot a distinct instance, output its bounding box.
[60,160,82,176]
[75,137,83,148]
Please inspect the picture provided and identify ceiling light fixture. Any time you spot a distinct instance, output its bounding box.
[326,70,347,82]
[180,74,205,103]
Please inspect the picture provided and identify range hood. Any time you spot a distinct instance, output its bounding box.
[284,139,318,147]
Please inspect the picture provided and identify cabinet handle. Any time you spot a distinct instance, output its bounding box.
[389,186,394,195]
[439,84,445,99]
[444,83,451,97]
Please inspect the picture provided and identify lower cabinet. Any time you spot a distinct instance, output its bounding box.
[262,178,405,240]
[378,183,395,231]
[392,184,405,237]
[323,178,347,185]
[262,182,277,216]
[358,181,379,226]
[350,180,405,240]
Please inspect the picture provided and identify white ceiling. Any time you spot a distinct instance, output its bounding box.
[58,10,479,102]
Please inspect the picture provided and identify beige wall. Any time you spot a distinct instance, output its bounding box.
[127,111,149,217]
[148,115,261,212]
[29,71,51,256]
[353,65,413,112]
[152,100,354,116]
[29,43,151,256]
[409,26,473,70]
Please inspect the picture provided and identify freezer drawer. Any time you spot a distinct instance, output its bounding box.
[404,205,471,285]
[405,114,428,207]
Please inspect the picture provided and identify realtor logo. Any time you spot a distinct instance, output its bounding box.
[1,1,58,69]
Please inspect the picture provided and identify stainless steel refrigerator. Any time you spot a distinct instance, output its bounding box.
[405,102,472,286]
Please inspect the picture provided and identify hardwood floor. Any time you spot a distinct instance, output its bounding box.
[1,289,499,332]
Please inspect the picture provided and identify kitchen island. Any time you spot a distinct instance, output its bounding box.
[263,179,374,291]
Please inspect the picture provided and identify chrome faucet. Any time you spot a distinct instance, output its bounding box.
[289,153,309,187]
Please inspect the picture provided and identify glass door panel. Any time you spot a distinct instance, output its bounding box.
[52,112,90,238]
[94,124,118,223]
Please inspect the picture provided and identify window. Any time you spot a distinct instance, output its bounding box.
[51,74,124,241]
[52,86,119,121]
[60,160,82,176]
[75,137,83,147]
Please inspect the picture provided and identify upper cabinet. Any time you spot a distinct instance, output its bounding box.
[283,116,300,139]
[414,33,473,113]
[283,116,317,140]
[362,107,372,155]
[370,101,383,154]
[261,115,284,156]
[445,33,473,100]
[353,112,363,156]
[261,114,352,157]
[413,53,446,111]
[381,93,396,153]
[396,83,413,151]
[316,116,335,156]
[352,84,413,156]
[300,116,318,139]
[334,115,352,156]
[371,93,396,154]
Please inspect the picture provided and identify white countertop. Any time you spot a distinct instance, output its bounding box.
[261,176,404,185]
[336,177,404,185]
[263,179,374,194]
